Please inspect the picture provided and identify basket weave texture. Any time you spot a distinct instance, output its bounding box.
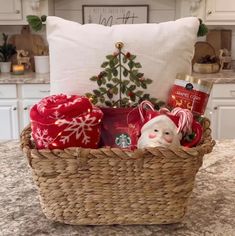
[20,118,215,225]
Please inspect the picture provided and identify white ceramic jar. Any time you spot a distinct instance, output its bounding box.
[0,62,12,73]
[34,56,50,74]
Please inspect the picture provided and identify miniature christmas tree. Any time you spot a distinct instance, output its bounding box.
[86,42,164,108]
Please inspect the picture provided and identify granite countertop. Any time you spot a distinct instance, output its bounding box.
[0,140,234,236]
[0,72,50,84]
[0,70,235,85]
[192,70,235,83]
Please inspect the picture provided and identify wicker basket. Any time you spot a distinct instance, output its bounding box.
[20,118,215,225]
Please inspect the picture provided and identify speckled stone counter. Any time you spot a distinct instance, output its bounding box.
[1,71,235,85]
[0,72,50,84]
[192,70,235,83]
[0,140,234,236]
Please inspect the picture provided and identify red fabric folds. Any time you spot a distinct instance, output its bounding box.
[30,94,103,149]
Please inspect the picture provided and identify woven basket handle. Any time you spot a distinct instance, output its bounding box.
[198,118,216,155]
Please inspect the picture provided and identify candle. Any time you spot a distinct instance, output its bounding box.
[12,64,24,75]
[167,74,213,116]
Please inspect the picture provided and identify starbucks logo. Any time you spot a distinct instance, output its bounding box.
[115,133,131,148]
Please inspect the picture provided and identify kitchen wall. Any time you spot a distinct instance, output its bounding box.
[0,0,235,59]
[54,0,176,23]
[0,0,175,45]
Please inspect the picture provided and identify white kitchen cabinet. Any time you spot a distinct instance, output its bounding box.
[0,100,19,139]
[207,84,235,139]
[175,0,235,25]
[0,0,54,25]
[22,99,40,128]
[0,82,50,140]
[19,84,50,131]
[205,0,235,24]
[0,0,22,21]
[211,99,235,139]
[21,84,50,99]
[0,84,19,139]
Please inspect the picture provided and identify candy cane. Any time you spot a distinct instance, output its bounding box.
[159,107,193,135]
[159,107,170,115]
[138,100,155,122]
[171,107,193,134]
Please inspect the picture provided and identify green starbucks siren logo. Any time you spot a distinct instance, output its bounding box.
[115,133,131,148]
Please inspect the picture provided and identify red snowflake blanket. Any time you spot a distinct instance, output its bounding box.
[30,94,103,149]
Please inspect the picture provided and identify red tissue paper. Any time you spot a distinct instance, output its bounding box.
[30,94,103,149]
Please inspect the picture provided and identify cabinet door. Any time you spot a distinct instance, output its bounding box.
[0,100,19,139]
[0,0,22,20]
[22,99,40,129]
[206,0,235,23]
[211,99,235,139]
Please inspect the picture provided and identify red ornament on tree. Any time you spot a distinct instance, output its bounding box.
[126,52,131,59]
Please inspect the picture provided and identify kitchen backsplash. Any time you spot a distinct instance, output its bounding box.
[0,0,235,61]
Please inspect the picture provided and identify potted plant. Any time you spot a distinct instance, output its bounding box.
[34,44,50,74]
[26,15,47,32]
[0,33,16,73]
[26,15,49,74]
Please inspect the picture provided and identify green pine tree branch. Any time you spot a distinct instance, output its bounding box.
[87,43,164,108]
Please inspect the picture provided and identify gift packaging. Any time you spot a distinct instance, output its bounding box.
[100,101,156,150]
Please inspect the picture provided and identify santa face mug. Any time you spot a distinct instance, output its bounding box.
[137,115,182,149]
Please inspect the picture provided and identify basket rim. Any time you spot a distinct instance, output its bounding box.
[20,118,215,162]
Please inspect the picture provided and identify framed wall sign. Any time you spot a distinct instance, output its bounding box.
[82,5,149,26]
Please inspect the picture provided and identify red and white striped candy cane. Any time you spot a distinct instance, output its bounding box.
[159,107,193,135]
[138,100,155,122]
[171,107,193,134]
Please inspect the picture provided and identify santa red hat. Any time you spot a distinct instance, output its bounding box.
[141,114,179,133]
[143,107,194,135]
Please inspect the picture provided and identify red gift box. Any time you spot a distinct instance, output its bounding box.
[30,94,103,149]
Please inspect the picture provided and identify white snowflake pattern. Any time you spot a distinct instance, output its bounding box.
[34,128,53,148]
[49,110,65,119]
[57,97,83,109]
[37,96,57,114]
[56,113,99,145]
[37,99,47,113]
[65,97,82,107]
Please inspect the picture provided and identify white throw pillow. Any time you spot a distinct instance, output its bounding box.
[47,16,199,102]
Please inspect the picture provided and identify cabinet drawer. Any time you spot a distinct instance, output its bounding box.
[21,84,50,98]
[0,84,17,98]
[212,84,235,98]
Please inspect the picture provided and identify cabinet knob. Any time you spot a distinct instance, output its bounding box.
[207,10,212,15]
[214,107,218,110]
[24,107,28,110]
[13,107,17,111]
[15,10,20,14]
